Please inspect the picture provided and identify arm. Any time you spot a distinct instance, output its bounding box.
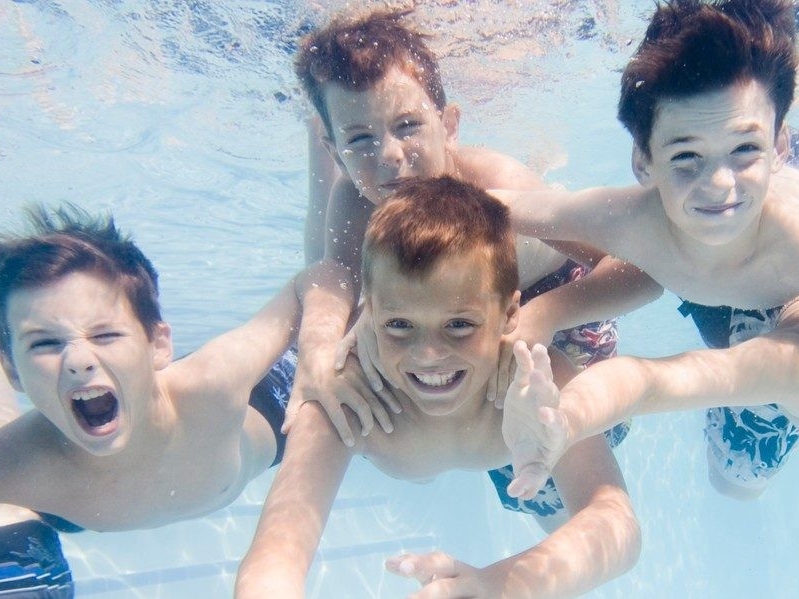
[286,182,397,443]
[491,185,644,252]
[174,277,301,406]
[514,255,663,349]
[304,117,341,265]
[559,311,799,446]
[235,403,352,598]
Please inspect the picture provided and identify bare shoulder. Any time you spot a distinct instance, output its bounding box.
[0,412,64,505]
[454,146,546,190]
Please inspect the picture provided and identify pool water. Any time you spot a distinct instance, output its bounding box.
[1,1,798,597]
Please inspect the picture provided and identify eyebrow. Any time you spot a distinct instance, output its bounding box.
[662,123,765,147]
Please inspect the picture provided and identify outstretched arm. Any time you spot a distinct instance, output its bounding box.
[175,277,301,407]
[491,185,646,256]
[512,255,662,355]
[236,403,352,598]
[505,307,799,499]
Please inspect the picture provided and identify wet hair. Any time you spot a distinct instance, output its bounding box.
[618,0,797,157]
[294,8,447,139]
[362,176,518,301]
[0,204,162,355]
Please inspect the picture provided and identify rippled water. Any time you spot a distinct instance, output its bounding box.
[1,1,798,597]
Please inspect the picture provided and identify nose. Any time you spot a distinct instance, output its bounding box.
[63,341,97,376]
[409,331,449,365]
[706,163,735,191]
[378,134,404,168]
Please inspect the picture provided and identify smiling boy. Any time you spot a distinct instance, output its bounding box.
[236,176,640,599]
[493,0,799,500]
[287,6,660,453]
[0,206,299,530]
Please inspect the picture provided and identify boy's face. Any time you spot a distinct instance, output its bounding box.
[634,80,788,247]
[367,248,519,417]
[1,271,172,457]
[323,66,460,204]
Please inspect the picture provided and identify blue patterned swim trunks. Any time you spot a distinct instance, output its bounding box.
[0,519,74,598]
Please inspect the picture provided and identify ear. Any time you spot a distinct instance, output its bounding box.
[321,134,349,173]
[631,144,652,185]
[772,122,791,172]
[0,353,23,393]
[442,103,461,146]
[151,322,173,371]
[502,290,521,335]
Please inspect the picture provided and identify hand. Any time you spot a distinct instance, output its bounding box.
[386,552,496,598]
[282,348,398,446]
[502,341,569,500]
[335,306,403,411]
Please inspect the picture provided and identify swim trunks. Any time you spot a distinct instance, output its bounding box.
[0,519,74,598]
[679,300,799,491]
[250,347,296,468]
[488,260,626,517]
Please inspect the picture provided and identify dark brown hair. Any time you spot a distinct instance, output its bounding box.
[294,8,447,139]
[0,205,162,355]
[618,0,797,156]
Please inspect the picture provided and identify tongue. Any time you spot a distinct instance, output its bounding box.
[76,393,117,427]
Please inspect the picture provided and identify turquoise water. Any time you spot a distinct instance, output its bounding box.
[1,1,798,597]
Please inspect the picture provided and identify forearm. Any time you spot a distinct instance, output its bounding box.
[559,355,655,444]
[295,259,356,356]
[490,484,639,598]
[519,258,661,341]
[563,328,799,442]
[236,406,351,597]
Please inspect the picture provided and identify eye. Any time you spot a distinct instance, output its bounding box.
[345,132,373,146]
[396,120,422,139]
[28,338,62,352]
[92,331,123,343]
[446,319,477,337]
[670,151,700,163]
[384,318,413,337]
[732,143,762,155]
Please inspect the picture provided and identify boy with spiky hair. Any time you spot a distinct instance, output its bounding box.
[236,176,641,598]
[0,205,299,530]
[493,0,799,501]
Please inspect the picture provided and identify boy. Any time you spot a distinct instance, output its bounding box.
[235,176,641,598]
[0,206,299,530]
[494,0,799,500]
[287,6,660,448]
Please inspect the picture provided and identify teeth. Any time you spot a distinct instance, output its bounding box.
[71,388,107,401]
[413,371,458,387]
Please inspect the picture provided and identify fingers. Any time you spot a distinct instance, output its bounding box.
[511,339,534,388]
[530,343,553,383]
[333,331,357,371]
[357,342,385,393]
[385,552,459,585]
[280,399,300,434]
[507,462,550,500]
[364,390,394,434]
[328,404,358,447]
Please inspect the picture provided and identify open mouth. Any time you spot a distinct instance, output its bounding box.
[71,388,120,435]
[407,370,465,394]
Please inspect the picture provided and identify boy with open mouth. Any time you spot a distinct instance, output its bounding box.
[0,205,300,532]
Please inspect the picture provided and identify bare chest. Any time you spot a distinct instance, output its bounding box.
[360,417,510,483]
